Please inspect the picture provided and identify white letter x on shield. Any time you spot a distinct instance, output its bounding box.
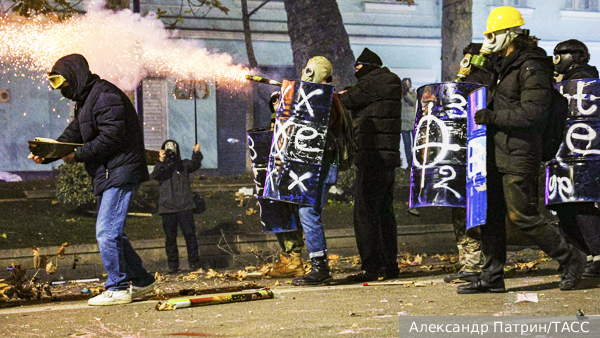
[295,88,323,116]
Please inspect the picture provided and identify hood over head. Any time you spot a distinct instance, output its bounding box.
[161,139,181,157]
[50,54,98,102]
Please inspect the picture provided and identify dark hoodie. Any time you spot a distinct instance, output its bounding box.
[151,140,203,214]
[54,54,149,195]
[562,64,600,81]
[339,67,402,167]
[485,37,556,175]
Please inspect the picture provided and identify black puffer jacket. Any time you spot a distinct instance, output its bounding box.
[54,54,149,195]
[151,140,203,214]
[339,67,402,167]
[562,64,600,81]
[486,43,555,175]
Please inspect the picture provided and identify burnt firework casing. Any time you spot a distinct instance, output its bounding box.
[247,127,299,233]
[546,78,600,205]
[263,79,334,206]
[409,82,484,209]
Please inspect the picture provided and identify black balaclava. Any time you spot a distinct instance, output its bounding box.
[355,48,382,79]
[50,54,97,102]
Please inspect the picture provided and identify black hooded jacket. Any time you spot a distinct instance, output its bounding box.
[53,54,149,195]
[562,64,600,81]
[151,140,203,214]
[339,67,402,167]
[485,44,555,175]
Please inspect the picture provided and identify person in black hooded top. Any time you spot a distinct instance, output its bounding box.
[151,140,203,274]
[338,48,403,282]
[552,39,600,278]
[29,54,155,306]
[554,39,599,81]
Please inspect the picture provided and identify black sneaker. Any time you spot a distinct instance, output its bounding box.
[345,271,380,283]
[560,249,586,291]
[291,257,332,286]
[583,260,600,278]
[444,271,481,283]
[457,279,506,294]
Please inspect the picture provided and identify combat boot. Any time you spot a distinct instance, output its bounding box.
[269,252,305,278]
[291,257,332,286]
[560,248,586,291]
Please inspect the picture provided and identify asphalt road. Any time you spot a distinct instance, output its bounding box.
[2,266,600,338]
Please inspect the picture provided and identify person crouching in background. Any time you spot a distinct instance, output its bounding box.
[151,140,203,273]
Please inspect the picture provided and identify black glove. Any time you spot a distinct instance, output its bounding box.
[474,108,495,125]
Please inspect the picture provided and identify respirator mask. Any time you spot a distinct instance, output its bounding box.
[554,53,576,75]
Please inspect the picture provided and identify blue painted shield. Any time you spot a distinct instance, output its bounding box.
[546,79,600,205]
[466,87,487,230]
[263,79,334,206]
[247,127,299,233]
[409,82,484,209]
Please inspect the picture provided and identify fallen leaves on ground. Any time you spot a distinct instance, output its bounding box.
[245,208,257,215]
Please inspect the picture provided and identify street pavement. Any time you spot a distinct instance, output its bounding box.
[1,263,600,338]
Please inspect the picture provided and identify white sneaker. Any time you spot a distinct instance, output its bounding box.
[130,281,156,299]
[88,290,132,306]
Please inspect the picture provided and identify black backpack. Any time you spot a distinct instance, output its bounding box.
[541,87,569,162]
[333,100,357,171]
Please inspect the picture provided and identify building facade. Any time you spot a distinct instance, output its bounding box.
[1,0,599,175]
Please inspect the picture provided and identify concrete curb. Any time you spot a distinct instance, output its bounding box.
[0,224,456,282]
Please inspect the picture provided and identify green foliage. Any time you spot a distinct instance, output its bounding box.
[56,162,95,209]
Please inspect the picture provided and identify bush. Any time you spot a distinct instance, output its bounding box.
[56,162,95,210]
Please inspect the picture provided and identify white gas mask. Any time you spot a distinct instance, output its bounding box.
[480,28,519,55]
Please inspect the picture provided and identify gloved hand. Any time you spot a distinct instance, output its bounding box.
[474,108,495,125]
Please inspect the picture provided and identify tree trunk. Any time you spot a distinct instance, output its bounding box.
[283,0,355,89]
[241,0,258,69]
[441,0,472,82]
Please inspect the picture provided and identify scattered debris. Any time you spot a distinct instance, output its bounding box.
[245,208,257,215]
[515,293,538,303]
[155,289,274,311]
[363,281,413,287]
[577,309,585,317]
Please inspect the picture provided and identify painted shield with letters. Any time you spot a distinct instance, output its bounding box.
[247,127,299,233]
[263,79,334,206]
[466,87,487,230]
[546,78,600,205]
[409,82,484,209]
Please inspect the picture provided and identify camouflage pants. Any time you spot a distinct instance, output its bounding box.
[452,208,483,272]
[275,230,304,254]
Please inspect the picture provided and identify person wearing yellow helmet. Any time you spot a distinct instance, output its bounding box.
[458,7,586,294]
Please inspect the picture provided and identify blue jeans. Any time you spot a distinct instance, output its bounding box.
[97,183,154,291]
[401,130,413,168]
[299,164,338,259]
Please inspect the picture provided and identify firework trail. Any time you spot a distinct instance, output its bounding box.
[0,1,250,91]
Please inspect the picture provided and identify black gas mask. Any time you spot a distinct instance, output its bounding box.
[554,53,577,75]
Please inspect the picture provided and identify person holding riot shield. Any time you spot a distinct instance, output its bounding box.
[552,39,600,277]
[290,56,344,286]
[444,43,493,283]
[458,7,586,294]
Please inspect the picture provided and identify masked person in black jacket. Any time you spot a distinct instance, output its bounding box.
[552,39,600,277]
[29,54,155,306]
[339,48,402,282]
[458,7,586,294]
[554,40,599,81]
[151,140,203,274]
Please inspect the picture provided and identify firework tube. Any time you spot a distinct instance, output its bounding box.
[157,289,274,310]
[245,75,282,86]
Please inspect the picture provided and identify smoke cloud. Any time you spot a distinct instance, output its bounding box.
[0,1,249,91]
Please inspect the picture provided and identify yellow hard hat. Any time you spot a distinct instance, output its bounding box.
[483,6,525,35]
